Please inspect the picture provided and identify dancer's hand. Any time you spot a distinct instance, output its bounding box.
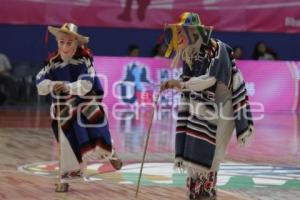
[53,82,69,94]
[160,80,182,92]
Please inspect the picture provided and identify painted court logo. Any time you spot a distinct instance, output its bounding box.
[18,162,300,189]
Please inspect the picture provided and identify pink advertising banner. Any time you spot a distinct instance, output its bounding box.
[237,60,298,113]
[1,0,300,33]
[94,56,298,113]
[93,56,174,109]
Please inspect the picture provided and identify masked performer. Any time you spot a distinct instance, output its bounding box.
[36,23,122,192]
[160,12,254,200]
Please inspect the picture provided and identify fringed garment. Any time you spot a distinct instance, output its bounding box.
[175,40,254,199]
[36,48,114,180]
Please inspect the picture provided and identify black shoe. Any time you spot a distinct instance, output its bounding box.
[55,183,69,192]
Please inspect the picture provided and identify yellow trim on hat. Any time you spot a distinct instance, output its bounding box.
[179,12,190,25]
[164,25,181,58]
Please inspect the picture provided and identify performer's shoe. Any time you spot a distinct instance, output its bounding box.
[55,183,69,192]
[110,158,123,170]
[109,153,123,170]
[188,194,217,200]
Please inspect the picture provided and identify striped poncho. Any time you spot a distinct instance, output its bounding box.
[36,48,113,171]
[175,40,253,172]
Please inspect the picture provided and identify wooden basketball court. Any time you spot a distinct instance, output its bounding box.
[1,108,300,199]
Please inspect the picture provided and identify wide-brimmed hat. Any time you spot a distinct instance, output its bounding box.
[164,12,213,58]
[48,23,89,44]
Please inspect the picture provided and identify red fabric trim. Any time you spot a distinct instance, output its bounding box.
[176,127,216,144]
[80,138,112,157]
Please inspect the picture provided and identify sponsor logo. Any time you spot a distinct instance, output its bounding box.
[18,162,300,189]
[285,17,300,27]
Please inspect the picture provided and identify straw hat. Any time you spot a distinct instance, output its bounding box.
[48,23,89,44]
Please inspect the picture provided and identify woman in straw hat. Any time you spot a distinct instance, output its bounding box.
[160,12,254,199]
[36,23,122,192]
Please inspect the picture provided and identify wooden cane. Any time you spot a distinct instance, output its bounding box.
[56,94,63,190]
[55,93,68,192]
[135,94,159,197]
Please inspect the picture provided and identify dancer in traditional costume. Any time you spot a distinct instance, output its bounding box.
[160,12,254,200]
[36,23,122,192]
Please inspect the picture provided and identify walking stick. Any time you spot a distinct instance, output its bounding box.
[55,94,69,192]
[135,94,159,197]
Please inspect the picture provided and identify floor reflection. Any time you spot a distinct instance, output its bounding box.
[0,107,299,168]
[1,107,299,199]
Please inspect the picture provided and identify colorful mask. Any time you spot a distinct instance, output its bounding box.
[164,12,213,58]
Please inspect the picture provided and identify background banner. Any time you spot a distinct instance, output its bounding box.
[93,56,298,112]
[1,0,300,33]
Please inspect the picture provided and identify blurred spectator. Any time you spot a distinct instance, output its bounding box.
[0,53,16,105]
[0,53,11,76]
[232,46,244,60]
[252,41,278,60]
[128,44,140,57]
[151,43,165,57]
